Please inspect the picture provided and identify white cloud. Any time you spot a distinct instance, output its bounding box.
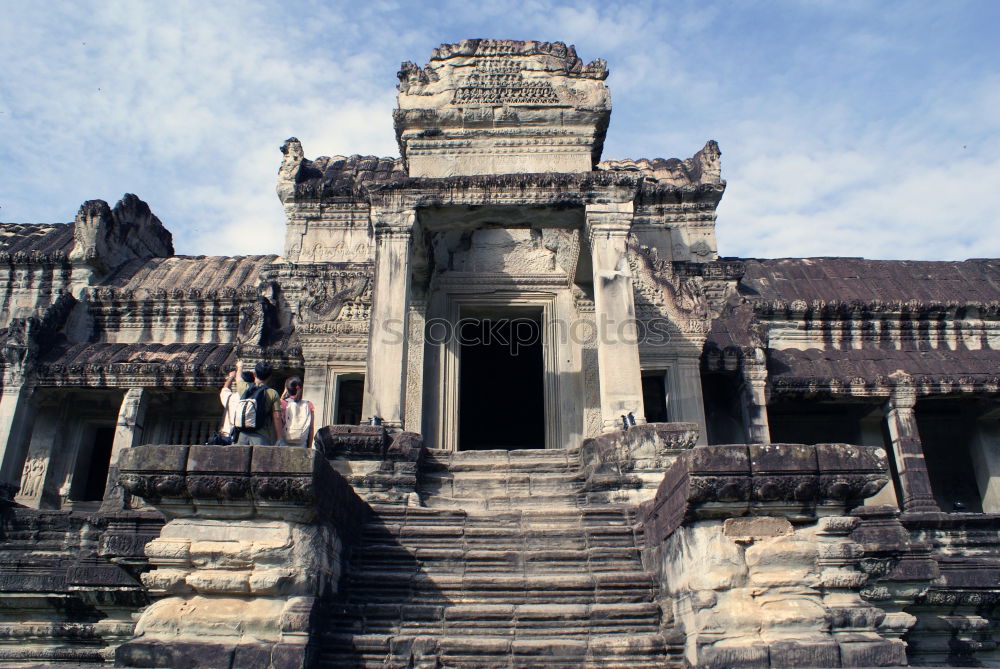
[0,0,996,262]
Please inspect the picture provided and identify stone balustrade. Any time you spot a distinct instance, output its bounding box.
[313,425,424,505]
[639,443,898,668]
[115,444,368,669]
[579,422,700,504]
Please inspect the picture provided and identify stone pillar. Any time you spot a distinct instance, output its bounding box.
[100,387,150,512]
[0,383,36,498]
[586,202,645,431]
[14,393,67,509]
[302,365,331,428]
[403,298,426,435]
[740,354,770,444]
[362,208,414,429]
[668,358,708,445]
[884,376,938,512]
[860,407,901,508]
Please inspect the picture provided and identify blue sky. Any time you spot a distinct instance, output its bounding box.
[1,0,997,260]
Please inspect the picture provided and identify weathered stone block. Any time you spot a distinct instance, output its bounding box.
[723,516,792,540]
[314,425,389,459]
[767,639,840,668]
[120,444,188,473]
[115,640,236,669]
[816,443,889,503]
[251,444,318,475]
[187,444,251,473]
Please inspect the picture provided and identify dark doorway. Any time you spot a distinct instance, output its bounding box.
[916,398,985,513]
[702,372,746,445]
[336,376,365,425]
[459,311,544,450]
[642,372,669,423]
[71,425,115,502]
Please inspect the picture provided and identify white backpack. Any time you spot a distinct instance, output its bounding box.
[283,399,314,446]
[235,385,268,430]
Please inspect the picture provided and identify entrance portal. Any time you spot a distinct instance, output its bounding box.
[459,310,544,450]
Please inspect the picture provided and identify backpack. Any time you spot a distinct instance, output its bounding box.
[282,399,314,446]
[235,385,269,431]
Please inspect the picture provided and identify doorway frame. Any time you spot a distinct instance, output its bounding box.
[438,291,561,451]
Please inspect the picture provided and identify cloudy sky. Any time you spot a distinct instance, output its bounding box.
[1,0,997,260]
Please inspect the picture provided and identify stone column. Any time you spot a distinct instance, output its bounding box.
[0,383,36,498]
[586,202,645,431]
[403,298,426,435]
[362,208,415,429]
[14,393,67,509]
[740,354,770,444]
[884,375,938,512]
[302,365,330,428]
[668,358,708,445]
[100,387,150,512]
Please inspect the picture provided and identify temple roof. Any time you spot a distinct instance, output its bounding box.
[768,347,1000,384]
[95,255,278,298]
[703,256,1000,391]
[0,223,74,258]
[38,341,235,368]
[740,257,1000,307]
[281,143,724,201]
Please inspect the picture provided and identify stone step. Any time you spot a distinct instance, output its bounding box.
[358,530,641,554]
[423,448,581,473]
[420,494,584,510]
[322,482,668,666]
[318,632,670,669]
[362,506,638,530]
[366,504,635,522]
[419,470,582,485]
[324,601,662,635]
[343,570,657,605]
[349,546,644,573]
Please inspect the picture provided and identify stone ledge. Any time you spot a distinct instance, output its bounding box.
[640,443,889,546]
[118,445,367,528]
[314,425,390,459]
[116,639,313,669]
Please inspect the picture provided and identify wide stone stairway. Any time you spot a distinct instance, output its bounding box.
[318,448,673,668]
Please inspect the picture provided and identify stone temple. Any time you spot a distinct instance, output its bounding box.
[0,39,997,668]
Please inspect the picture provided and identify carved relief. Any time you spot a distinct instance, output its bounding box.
[628,241,710,336]
[18,456,45,498]
[237,301,266,346]
[452,55,560,105]
[302,272,370,322]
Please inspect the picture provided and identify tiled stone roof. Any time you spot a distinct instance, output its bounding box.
[704,257,1000,389]
[96,255,278,298]
[38,341,235,368]
[0,223,74,257]
[740,258,1000,307]
[768,347,1000,384]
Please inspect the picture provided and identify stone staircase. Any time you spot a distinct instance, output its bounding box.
[318,448,675,668]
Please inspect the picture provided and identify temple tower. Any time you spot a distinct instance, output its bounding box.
[276,39,725,450]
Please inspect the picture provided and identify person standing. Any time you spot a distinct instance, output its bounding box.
[279,376,314,447]
[220,359,255,437]
[235,361,283,446]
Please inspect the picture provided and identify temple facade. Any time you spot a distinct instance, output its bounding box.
[0,40,997,668]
